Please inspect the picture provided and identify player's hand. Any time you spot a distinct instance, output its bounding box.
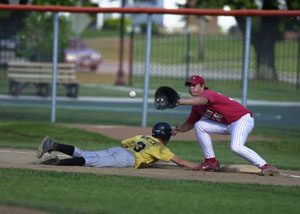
[120,143,128,148]
[176,99,183,106]
[172,125,180,136]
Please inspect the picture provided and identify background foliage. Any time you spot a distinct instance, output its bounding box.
[18,12,72,62]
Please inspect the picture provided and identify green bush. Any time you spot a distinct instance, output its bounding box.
[103,17,131,31]
[140,21,159,34]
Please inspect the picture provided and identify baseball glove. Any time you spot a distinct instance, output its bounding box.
[154,86,180,110]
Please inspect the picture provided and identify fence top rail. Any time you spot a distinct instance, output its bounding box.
[8,61,75,69]
[0,4,300,17]
[8,68,76,73]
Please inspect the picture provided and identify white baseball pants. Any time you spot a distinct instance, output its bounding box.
[73,146,135,168]
[194,113,267,168]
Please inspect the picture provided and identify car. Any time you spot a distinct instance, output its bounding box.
[64,38,102,71]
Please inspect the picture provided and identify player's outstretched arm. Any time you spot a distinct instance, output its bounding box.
[171,155,197,169]
[177,96,208,106]
[172,121,194,135]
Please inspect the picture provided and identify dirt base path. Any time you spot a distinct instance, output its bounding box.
[1,148,300,186]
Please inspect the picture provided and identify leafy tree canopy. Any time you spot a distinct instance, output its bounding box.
[182,0,300,10]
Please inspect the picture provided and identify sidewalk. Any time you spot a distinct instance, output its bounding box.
[1,94,300,107]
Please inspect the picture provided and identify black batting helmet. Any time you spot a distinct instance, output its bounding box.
[152,122,172,141]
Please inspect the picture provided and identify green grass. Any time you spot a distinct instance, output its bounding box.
[0,119,300,213]
[0,119,118,150]
[0,105,187,127]
[0,119,300,169]
[81,31,300,76]
[132,34,299,73]
[81,28,128,38]
[133,34,249,70]
[1,168,300,214]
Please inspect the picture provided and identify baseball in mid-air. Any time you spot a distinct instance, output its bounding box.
[129,90,136,98]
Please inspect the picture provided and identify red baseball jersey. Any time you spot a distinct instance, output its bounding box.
[186,90,252,125]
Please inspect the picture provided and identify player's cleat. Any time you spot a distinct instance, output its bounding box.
[37,154,59,165]
[260,164,279,176]
[194,159,221,172]
[37,136,55,158]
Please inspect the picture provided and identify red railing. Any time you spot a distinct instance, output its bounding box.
[0,4,300,17]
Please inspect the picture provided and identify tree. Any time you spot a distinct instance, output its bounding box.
[0,0,80,61]
[19,0,78,61]
[0,0,99,61]
[18,12,72,62]
[182,0,300,81]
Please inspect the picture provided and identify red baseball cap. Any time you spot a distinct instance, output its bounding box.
[185,75,205,86]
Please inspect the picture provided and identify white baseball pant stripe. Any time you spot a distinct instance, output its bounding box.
[73,147,135,168]
[194,113,267,168]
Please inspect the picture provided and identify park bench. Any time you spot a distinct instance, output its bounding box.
[7,61,79,97]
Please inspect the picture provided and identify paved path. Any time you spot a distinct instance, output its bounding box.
[1,94,300,127]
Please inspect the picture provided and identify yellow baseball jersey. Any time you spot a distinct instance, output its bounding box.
[121,135,175,169]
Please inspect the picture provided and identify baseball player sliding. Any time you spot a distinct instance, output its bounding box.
[173,75,279,176]
[37,122,197,170]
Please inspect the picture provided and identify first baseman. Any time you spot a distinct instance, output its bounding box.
[173,75,279,176]
[37,122,197,170]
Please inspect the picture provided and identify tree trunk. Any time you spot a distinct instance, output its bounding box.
[253,17,279,81]
[198,16,206,60]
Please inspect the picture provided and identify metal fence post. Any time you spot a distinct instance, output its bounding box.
[51,12,59,123]
[128,29,134,86]
[141,14,152,127]
[297,30,300,90]
[186,29,191,80]
[242,16,252,107]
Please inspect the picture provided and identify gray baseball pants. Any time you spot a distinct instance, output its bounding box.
[73,146,135,168]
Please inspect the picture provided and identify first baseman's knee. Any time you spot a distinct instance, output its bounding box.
[194,120,207,133]
[230,144,243,155]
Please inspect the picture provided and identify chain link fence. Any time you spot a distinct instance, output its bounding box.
[132,27,300,88]
[0,6,299,126]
